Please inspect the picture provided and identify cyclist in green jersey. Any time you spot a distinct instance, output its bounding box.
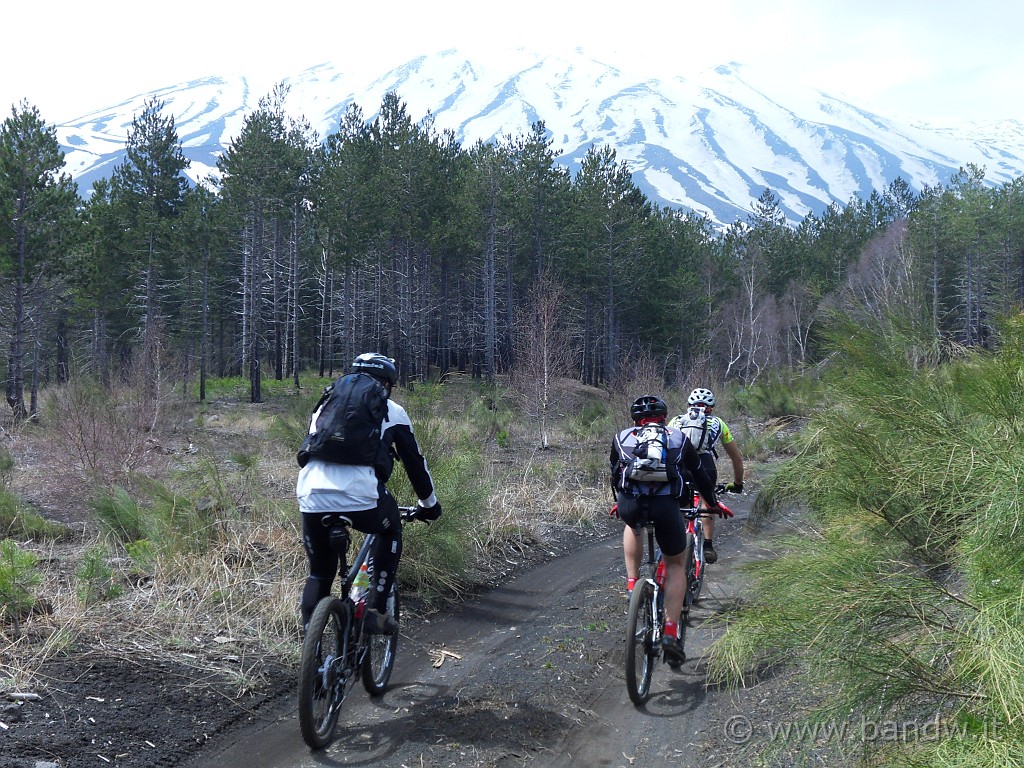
[668,387,744,564]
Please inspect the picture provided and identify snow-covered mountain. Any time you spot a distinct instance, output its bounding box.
[55,48,1024,226]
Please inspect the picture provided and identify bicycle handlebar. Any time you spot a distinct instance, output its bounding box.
[682,505,732,518]
[685,493,734,518]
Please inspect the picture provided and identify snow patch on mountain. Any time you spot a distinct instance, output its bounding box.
[52,48,1024,226]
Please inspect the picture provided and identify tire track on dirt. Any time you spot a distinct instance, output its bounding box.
[184,495,765,767]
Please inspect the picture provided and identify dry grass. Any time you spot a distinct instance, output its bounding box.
[2,372,758,694]
[0,375,618,689]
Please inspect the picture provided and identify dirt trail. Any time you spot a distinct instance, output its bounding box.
[181,493,778,768]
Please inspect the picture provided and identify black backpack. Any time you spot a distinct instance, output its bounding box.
[297,373,392,478]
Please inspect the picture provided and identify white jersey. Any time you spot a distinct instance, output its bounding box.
[296,398,435,513]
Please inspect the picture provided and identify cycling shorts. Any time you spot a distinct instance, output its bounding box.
[616,493,687,557]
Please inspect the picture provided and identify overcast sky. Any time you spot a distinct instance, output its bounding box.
[4,0,1022,125]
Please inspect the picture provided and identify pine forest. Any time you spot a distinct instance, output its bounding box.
[2,87,1023,419]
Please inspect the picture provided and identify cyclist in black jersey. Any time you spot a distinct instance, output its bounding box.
[296,353,442,635]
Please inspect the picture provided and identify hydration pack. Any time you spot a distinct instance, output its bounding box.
[671,406,712,453]
[297,373,392,479]
[620,423,671,487]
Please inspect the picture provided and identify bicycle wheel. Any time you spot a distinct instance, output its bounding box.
[298,597,352,750]
[362,584,400,695]
[625,579,656,706]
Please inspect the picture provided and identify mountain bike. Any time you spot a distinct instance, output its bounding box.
[297,506,418,750]
[682,493,707,612]
[624,516,667,706]
[683,484,735,613]
[624,491,732,705]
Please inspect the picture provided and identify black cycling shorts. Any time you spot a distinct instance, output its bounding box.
[616,493,686,557]
[680,453,717,493]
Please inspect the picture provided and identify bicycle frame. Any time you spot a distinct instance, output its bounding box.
[683,492,707,609]
[686,513,704,579]
[344,532,377,619]
[641,524,665,642]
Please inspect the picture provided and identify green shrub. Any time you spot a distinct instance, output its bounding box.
[0,489,68,541]
[93,477,219,555]
[76,545,123,604]
[564,397,616,442]
[126,539,157,574]
[93,487,147,541]
[228,448,261,470]
[384,385,491,602]
[729,372,820,419]
[268,390,315,451]
[0,445,14,489]
[0,539,40,632]
[710,319,1024,765]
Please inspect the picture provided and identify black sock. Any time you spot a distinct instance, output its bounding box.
[705,539,714,547]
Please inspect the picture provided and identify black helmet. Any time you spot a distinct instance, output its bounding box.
[630,395,668,422]
[351,352,397,386]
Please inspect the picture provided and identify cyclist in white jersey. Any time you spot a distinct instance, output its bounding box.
[668,387,744,564]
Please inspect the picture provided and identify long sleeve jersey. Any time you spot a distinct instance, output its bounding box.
[297,398,437,513]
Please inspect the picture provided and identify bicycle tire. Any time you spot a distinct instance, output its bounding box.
[298,596,352,750]
[625,580,656,706]
[362,584,400,695]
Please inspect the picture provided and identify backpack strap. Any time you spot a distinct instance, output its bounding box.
[312,383,333,413]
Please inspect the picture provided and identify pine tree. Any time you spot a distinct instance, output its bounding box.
[0,101,78,421]
[217,84,313,402]
[110,97,190,412]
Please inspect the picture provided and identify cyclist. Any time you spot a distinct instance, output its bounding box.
[669,387,744,564]
[611,394,732,666]
[296,353,442,635]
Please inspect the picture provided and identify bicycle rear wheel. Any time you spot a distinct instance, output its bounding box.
[625,580,657,705]
[362,584,400,695]
[298,597,352,750]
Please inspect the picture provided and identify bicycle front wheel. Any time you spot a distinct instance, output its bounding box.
[684,539,703,610]
[362,584,400,695]
[298,597,352,750]
[625,580,656,706]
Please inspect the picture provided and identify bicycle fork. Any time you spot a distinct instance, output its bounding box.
[650,582,665,657]
[690,520,704,580]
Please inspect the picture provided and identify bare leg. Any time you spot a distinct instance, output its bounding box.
[662,551,687,627]
[623,525,641,580]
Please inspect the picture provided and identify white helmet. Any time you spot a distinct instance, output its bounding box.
[687,388,715,407]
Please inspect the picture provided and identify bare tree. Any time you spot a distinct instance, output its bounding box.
[509,275,580,448]
[780,281,818,367]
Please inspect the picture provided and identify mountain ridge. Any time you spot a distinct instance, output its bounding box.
[53,48,1024,226]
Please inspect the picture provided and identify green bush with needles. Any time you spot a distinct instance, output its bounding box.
[710,317,1024,766]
